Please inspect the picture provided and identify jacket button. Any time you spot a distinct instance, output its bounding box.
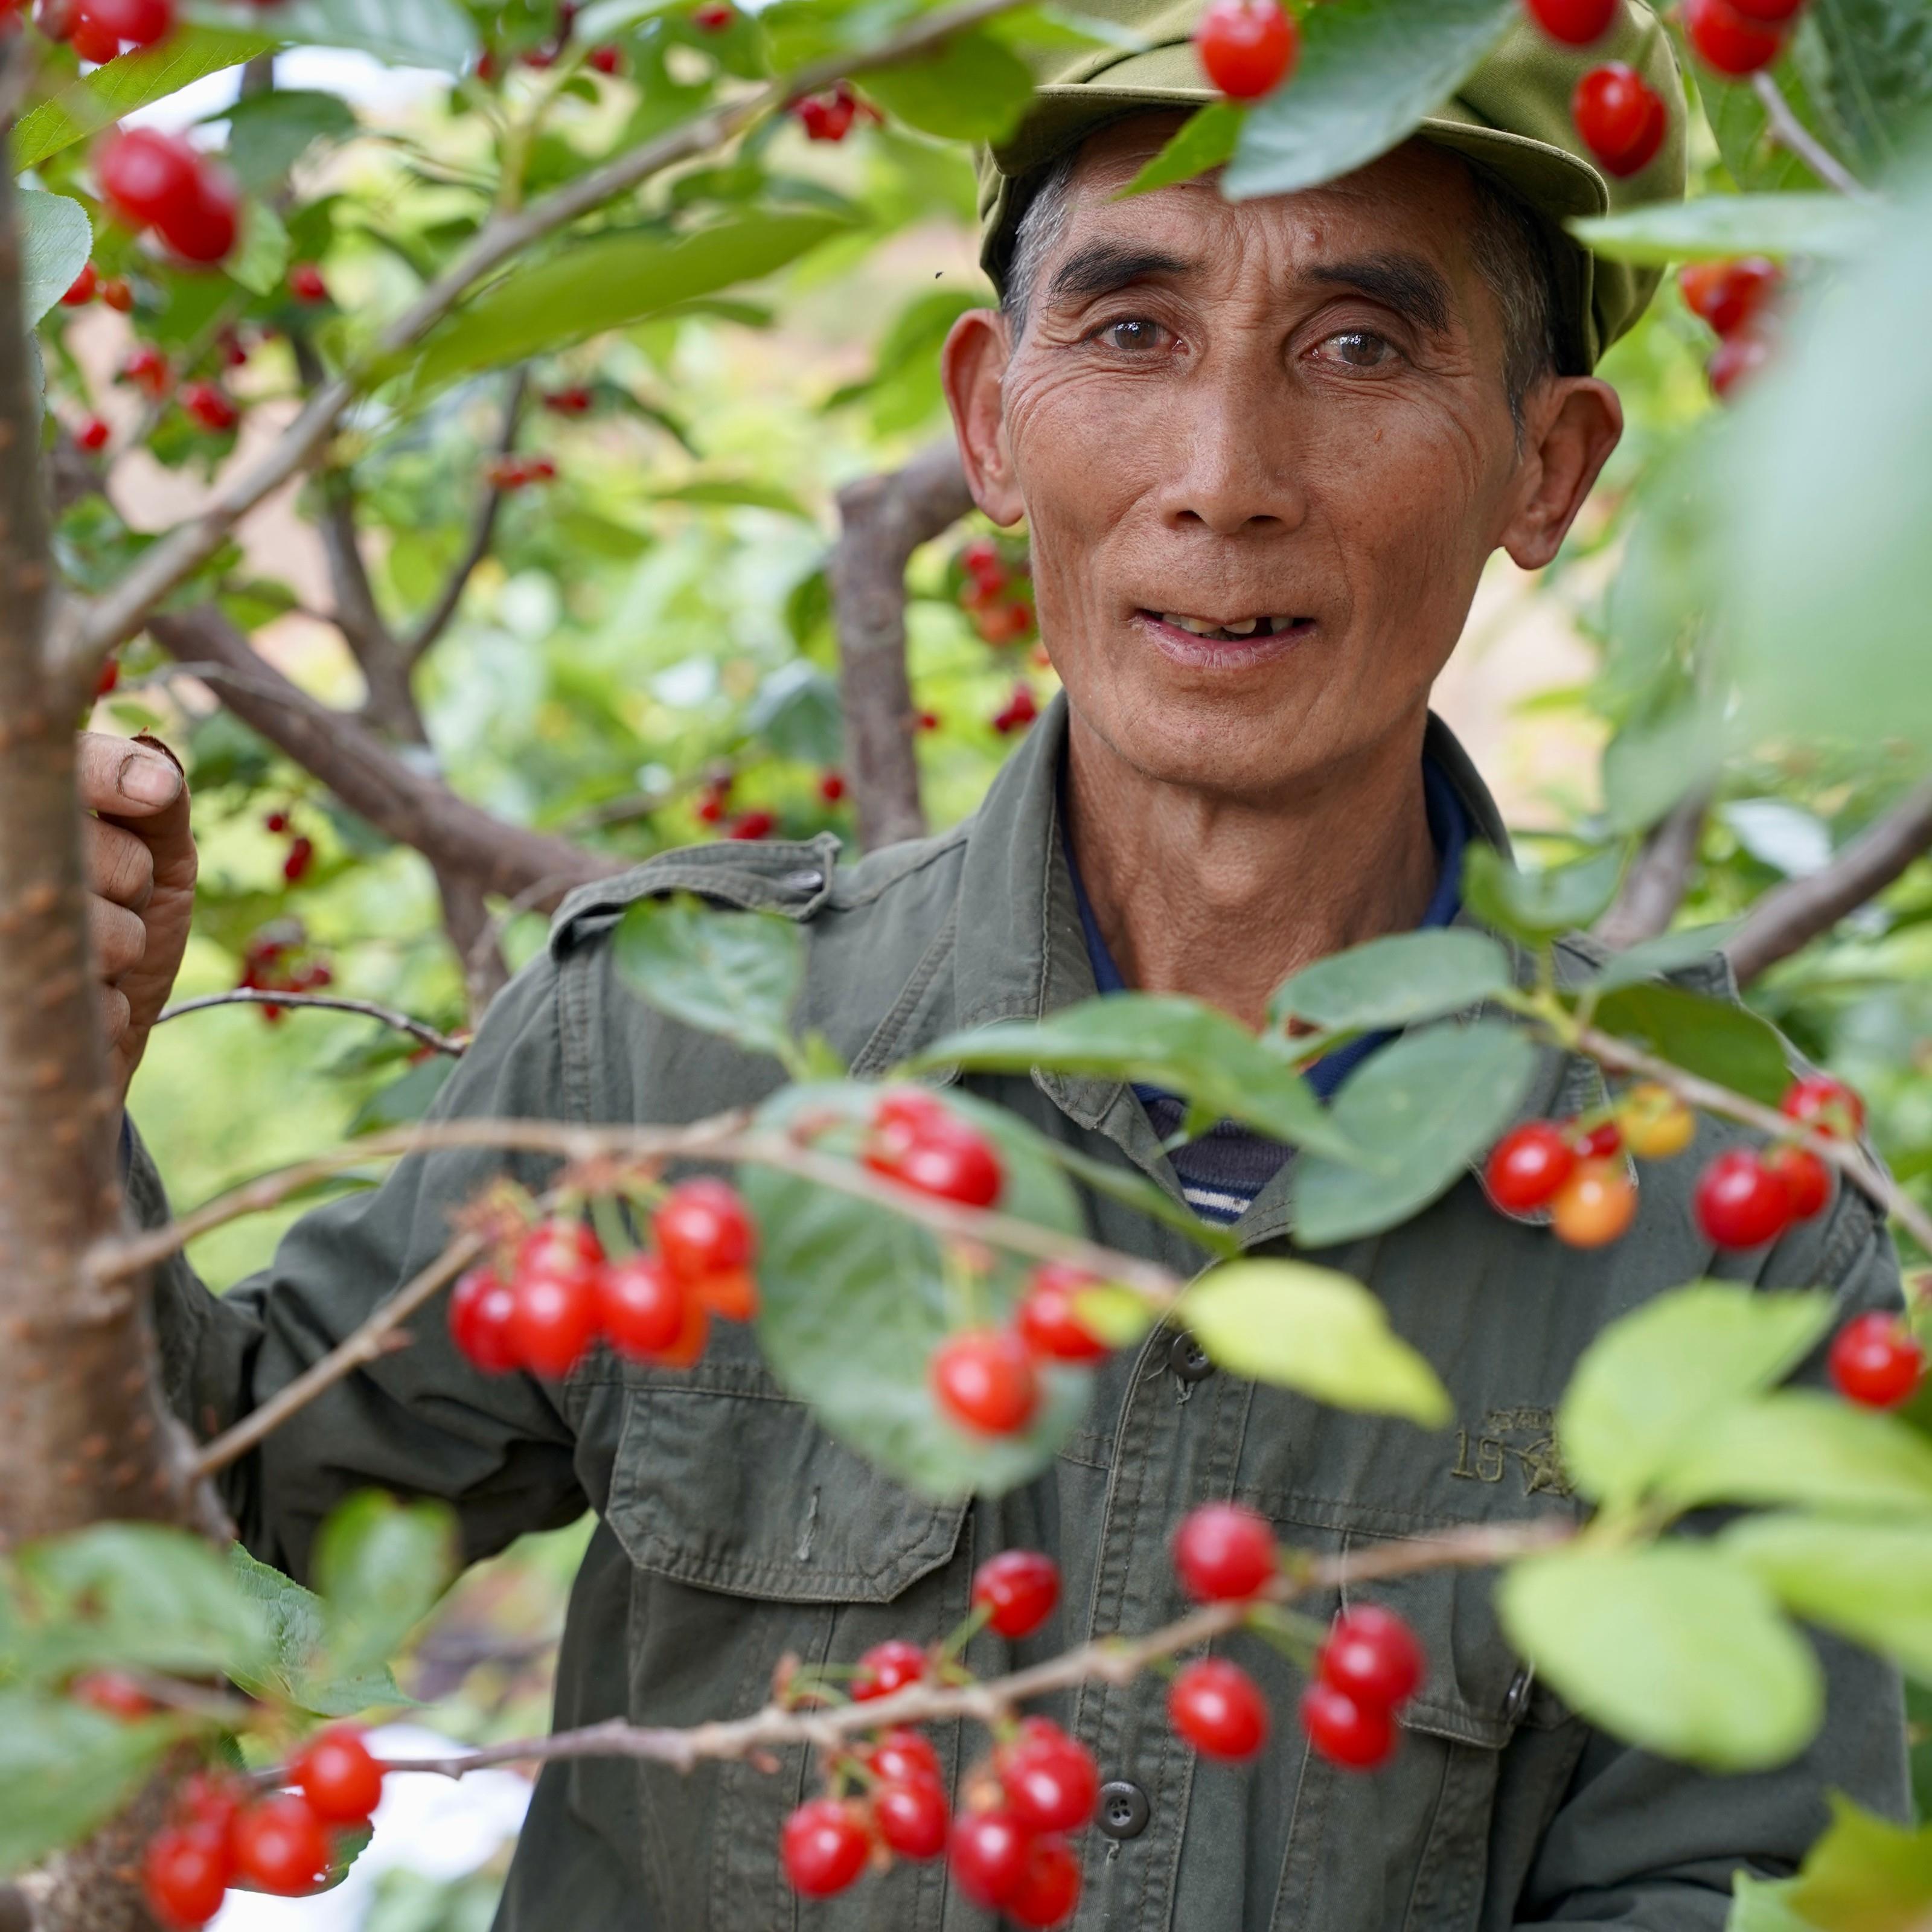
[1167,1329,1215,1383]
[1096,1780,1150,1841]
[1503,1666,1535,1724]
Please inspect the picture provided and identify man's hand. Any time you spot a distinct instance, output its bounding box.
[78,731,198,1109]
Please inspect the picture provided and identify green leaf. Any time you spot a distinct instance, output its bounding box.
[746,662,843,763]
[1570,193,1880,266]
[1462,842,1623,945]
[411,214,851,393]
[1119,101,1245,197]
[1725,1515,1932,1684]
[1803,0,1932,179]
[13,27,275,173]
[1224,0,1515,201]
[746,1083,1094,1500]
[1662,1390,1932,1515]
[348,1055,456,1136]
[1591,982,1791,1108]
[0,1692,174,1878]
[228,1549,405,1718]
[1497,1544,1824,1771]
[863,28,1034,141]
[1587,921,1739,994]
[1071,1282,1156,1349]
[18,190,91,328]
[1038,1136,1238,1259]
[1790,1795,1932,1932]
[1725,170,1932,758]
[313,1493,457,1681]
[1294,1021,1537,1247]
[913,996,1366,1164]
[222,88,359,194]
[615,894,805,1071]
[184,0,478,69]
[1269,929,1511,1032]
[12,1523,269,1682]
[653,476,813,518]
[1729,1872,1822,1932]
[1557,1284,1832,1506]
[1180,1259,1451,1424]
[223,197,290,298]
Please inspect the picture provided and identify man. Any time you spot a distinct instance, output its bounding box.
[80,2,1906,1925]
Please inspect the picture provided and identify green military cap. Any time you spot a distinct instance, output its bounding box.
[977,0,1687,371]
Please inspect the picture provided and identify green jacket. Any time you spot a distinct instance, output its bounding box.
[133,703,1907,1930]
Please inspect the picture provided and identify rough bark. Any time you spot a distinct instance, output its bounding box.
[1594,790,1709,953]
[831,440,973,851]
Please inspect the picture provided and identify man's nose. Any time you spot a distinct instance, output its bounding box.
[1154,373,1308,538]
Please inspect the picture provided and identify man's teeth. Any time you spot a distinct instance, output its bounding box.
[1159,613,1299,638]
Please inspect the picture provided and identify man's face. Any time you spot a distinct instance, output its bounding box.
[947,122,1608,804]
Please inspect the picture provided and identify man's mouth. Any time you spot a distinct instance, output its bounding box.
[1139,610,1316,645]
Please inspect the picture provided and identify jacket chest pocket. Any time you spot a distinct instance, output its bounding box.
[603,1364,970,1932]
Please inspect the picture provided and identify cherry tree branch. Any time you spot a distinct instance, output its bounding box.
[1594,790,1709,952]
[52,0,1030,687]
[1728,778,1932,985]
[832,440,973,850]
[1750,72,1876,202]
[156,989,465,1057]
[370,1518,1569,1777]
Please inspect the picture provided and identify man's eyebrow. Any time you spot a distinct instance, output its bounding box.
[1043,241,1195,309]
[1305,254,1455,334]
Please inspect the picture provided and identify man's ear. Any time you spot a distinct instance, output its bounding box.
[1498,376,1623,571]
[942,308,1026,526]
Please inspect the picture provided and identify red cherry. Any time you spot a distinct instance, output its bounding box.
[156,156,239,264]
[865,1110,1004,1208]
[728,808,775,840]
[1694,1147,1794,1249]
[143,1827,229,1928]
[852,1637,927,1702]
[98,127,197,229]
[221,331,249,368]
[1781,1073,1865,1140]
[283,834,315,883]
[1168,1657,1270,1759]
[449,1265,520,1370]
[544,385,594,415]
[779,1797,869,1898]
[872,1777,948,1859]
[287,261,328,304]
[178,1771,243,1843]
[932,1328,1039,1435]
[100,274,135,311]
[695,791,727,824]
[61,261,98,305]
[948,1807,1031,1910]
[818,769,847,802]
[692,0,733,26]
[73,1670,155,1719]
[917,709,941,732]
[508,1265,601,1379]
[1173,1501,1278,1603]
[71,8,120,58]
[1194,0,1298,99]
[1829,1311,1924,1409]
[597,1253,689,1359]
[972,1548,1060,1639]
[80,0,170,45]
[180,381,238,432]
[961,536,1003,586]
[1318,1604,1425,1710]
[518,1217,604,1281]
[1571,63,1667,176]
[1678,257,1780,337]
[795,83,858,142]
[231,1794,329,1896]
[1684,0,1784,71]
[1570,1118,1623,1160]
[997,1718,1098,1834]
[588,41,622,70]
[1708,330,1773,400]
[1299,1680,1397,1769]
[868,1727,943,1788]
[77,414,111,453]
[653,1176,755,1282]
[1523,0,1615,42]
[1006,1832,1081,1927]
[121,342,170,395]
[1016,1264,1110,1363]
[293,1726,384,1825]
[1766,1145,1831,1221]
[1484,1121,1576,1212]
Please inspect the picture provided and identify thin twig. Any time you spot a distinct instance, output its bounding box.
[156,989,465,1057]
[1750,72,1876,202]
[56,0,1030,682]
[371,1518,1570,1777]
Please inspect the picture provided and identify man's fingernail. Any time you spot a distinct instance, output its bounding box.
[118,754,181,806]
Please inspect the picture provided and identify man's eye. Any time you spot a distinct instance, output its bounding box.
[1319,329,1397,369]
[1096,318,1165,353]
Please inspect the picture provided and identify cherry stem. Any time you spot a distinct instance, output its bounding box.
[938,1602,991,1663]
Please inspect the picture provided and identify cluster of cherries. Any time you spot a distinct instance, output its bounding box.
[475,2,624,80]
[134,1726,388,1928]
[958,536,1036,649]
[1680,254,1781,399]
[235,918,333,1023]
[97,126,242,267]
[779,1509,1424,1920]
[793,81,882,144]
[484,452,560,491]
[448,1177,758,1380]
[263,805,316,884]
[693,772,782,840]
